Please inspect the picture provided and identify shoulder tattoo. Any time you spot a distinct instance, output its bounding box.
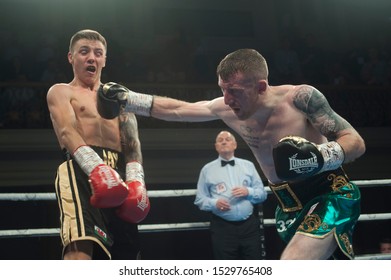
[293,85,352,139]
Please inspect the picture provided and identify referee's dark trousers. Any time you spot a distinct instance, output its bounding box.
[210,213,262,260]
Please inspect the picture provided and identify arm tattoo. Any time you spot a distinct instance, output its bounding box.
[119,110,142,163]
[293,86,352,140]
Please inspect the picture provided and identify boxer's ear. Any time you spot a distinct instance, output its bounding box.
[67,52,73,64]
[257,80,267,93]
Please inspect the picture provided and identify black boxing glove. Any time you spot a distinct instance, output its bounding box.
[97,82,128,119]
[272,136,345,181]
[97,82,153,119]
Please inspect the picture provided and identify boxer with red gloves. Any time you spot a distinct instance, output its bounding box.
[116,161,150,223]
[47,29,147,260]
[72,145,128,208]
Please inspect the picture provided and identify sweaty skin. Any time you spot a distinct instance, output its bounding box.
[47,34,143,260]
[107,48,365,260]
[150,73,364,184]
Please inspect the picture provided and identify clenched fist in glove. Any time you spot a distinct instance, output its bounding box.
[116,161,150,223]
[73,146,128,208]
[272,136,345,181]
[97,82,153,119]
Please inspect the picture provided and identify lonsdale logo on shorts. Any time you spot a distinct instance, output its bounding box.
[288,152,319,174]
[94,225,107,241]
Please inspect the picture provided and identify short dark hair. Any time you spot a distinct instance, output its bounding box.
[216,49,268,81]
[69,29,107,53]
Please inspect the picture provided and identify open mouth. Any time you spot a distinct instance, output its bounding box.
[86,66,96,73]
[230,106,240,114]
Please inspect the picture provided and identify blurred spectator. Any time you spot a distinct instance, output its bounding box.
[324,56,355,86]
[152,28,196,83]
[1,35,23,65]
[379,238,391,254]
[40,57,68,84]
[345,46,366,84]
[112,49,149,83]
[272,37,303,84]
[32,35,58,81]
[1,53,43,128]
[298,33,326,84]
[4,56,30,82]
[360,47,387,86]
[2,86,36,128]
[385,58,391,86]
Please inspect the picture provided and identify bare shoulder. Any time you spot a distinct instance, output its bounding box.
[47,83,73,102]
[290,84,327,112]
[208,96,225,108]
[290,84,319,98]
[209,97,232,116]
[48,83,73,95]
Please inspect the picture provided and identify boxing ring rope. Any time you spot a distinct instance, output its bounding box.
[1,179,390,259]
[2,179,391,201]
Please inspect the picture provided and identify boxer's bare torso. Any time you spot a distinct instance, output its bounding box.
[47,82,121,153]
[151,73,361,184]
[213,84,325,183]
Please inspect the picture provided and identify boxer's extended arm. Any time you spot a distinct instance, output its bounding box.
[98,82,221,122]
[98,82,153,118]
[292,85,365,162]
[151,96,221,122]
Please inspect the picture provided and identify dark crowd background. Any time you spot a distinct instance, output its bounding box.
[1,0,391,129]
[0,0,390,260]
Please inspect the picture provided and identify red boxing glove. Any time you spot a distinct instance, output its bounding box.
[116,181,150,223]
[73,146,128,208]
[89,164,129,208]
[116,161,150,223]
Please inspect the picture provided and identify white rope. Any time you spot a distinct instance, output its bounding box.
[1,211,390,238]
[0,219,276,238]
[0,226,388,260]
[147,189,197,197]
[358,213,391,221]
[1,178,390,201]
[0,178,389,260]
[140,222,209,232]
[353,179,391,186]
[0,228,60,238]
[355,253,391,260]
[0,193,56,201]
[0,179,389,240]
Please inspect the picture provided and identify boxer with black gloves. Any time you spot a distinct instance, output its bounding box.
[97,82,153,119]
[273,136,345,181]
[47,30,149,260]
[97,49,366,260]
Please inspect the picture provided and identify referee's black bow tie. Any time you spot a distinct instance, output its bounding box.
[221,160,235,167]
